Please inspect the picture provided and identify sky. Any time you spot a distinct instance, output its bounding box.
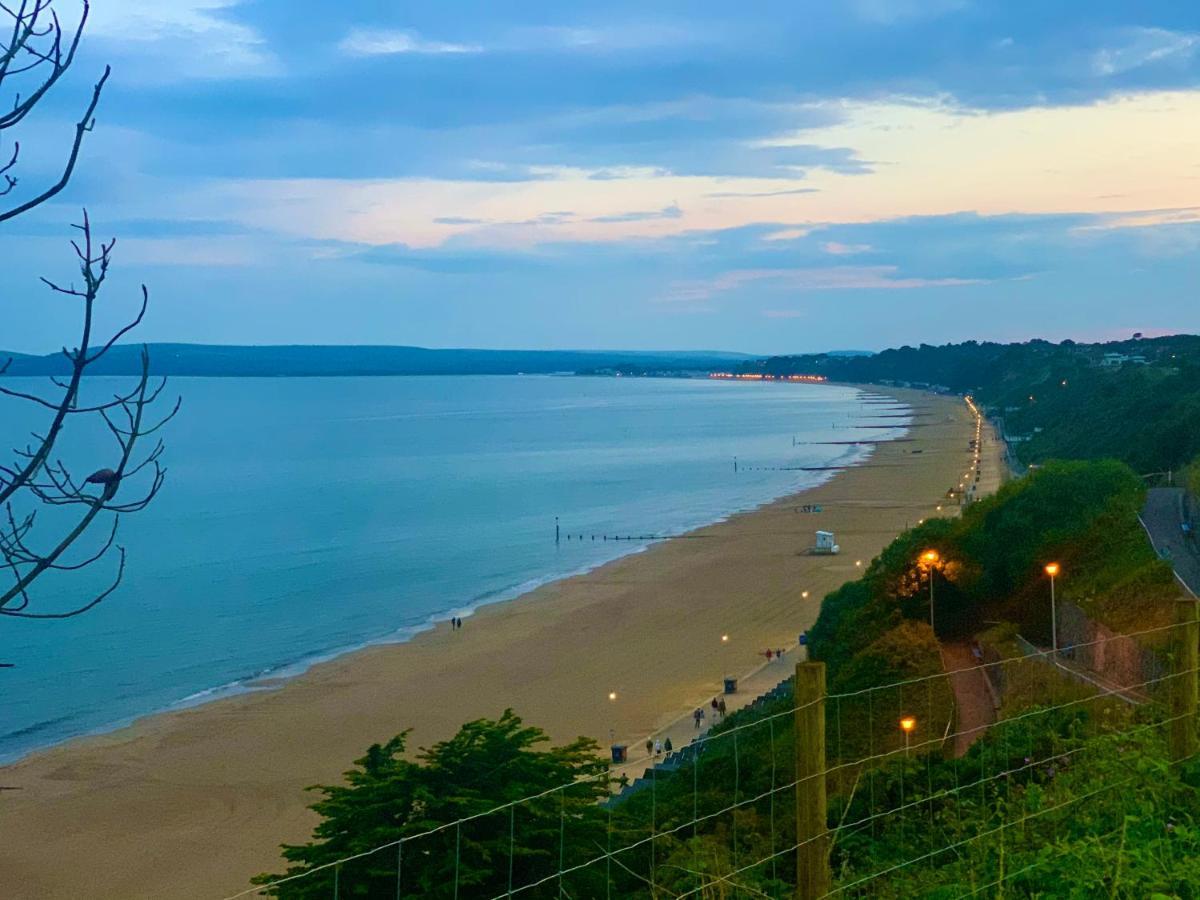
[2,0,1200,354]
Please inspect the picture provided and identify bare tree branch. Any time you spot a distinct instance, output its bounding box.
[0,1,171,646]
[0,1,104,223]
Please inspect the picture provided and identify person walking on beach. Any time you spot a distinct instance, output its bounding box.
[711,697,719,715]
[718,697,727,717]
[645,738,654,758]
[664,737,673,754]
[693,708,703,729]
[654,739,662,757]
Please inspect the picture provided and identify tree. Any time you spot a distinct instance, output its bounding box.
[0,1,174,634]
[254,710,611,898]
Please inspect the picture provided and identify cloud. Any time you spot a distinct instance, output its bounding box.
[705,188,819,198]
[86,0,278,79]
[1077,207,1200,231]
[661,266,982,303]
[589,204,682,223]
[338,28,483,57]
[1092,27,1199,77]
[762,228,811,241]
[822,241,872,255]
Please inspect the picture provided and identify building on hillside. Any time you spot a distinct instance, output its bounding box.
[1100,352,1149,368]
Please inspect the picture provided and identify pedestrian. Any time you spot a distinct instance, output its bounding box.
[711,697,719,713]
[718,698,727,717]
[765,648,773,661]
[777,649,784,659]
[664,737,673,753]
[654,739,662,757]
[693,708,702,729]
[645,738,653,757]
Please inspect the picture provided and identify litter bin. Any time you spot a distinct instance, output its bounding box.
[610,744,628,764]
[723,676,738,695]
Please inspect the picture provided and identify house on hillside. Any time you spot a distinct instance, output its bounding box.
[1100,352,1149,368]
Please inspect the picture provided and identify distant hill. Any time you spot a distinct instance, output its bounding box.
[0,344,756,378]
[748,334,1200,474]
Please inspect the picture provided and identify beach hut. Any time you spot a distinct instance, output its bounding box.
[813,530,840,555]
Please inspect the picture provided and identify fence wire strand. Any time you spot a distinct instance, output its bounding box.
[228,621,1198,899]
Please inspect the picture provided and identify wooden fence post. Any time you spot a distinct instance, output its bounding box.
[795,661,829,898]
[1170,599,1199,764]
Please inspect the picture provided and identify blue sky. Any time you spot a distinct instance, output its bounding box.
[3,0,1199,354]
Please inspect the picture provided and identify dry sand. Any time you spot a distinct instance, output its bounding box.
[0,388,998,899]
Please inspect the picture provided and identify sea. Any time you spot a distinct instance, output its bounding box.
[0,375,905,762]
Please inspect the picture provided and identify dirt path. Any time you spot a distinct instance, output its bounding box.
[941,642,996,757]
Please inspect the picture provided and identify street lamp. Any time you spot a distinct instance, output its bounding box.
[1044,562,1061,657]
[899,715,916,756]
[920,550,940,635]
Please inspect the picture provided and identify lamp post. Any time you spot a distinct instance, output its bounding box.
[899,715,916,756]
[920,550,940,636]
[1045,562,1061,657]
[721,633,730,691]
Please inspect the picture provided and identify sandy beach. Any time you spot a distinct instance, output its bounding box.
[0,387,999,899]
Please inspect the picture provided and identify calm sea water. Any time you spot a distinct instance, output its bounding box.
[0,376,902,761]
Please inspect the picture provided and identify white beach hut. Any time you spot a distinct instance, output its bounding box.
[814,530,840,555]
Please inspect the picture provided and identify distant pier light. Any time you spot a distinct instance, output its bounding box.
[708,372,827,383]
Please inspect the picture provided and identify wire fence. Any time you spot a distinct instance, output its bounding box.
[228,615,1199,899]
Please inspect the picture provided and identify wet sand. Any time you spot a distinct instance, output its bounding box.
[0,388,993,899]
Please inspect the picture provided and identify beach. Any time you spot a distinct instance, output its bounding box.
[0,388,998,899]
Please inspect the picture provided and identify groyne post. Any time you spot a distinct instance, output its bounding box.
[1170,599,1199,764]
[794,661,829,898]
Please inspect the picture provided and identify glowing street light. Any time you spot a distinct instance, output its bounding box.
[607,690,619,749]
[899,715,917,755]
[1045,563,1061,657]
[920,550,940,635]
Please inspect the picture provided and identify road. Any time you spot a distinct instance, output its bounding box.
[1141,487,1200,597]
[941,642,996,757]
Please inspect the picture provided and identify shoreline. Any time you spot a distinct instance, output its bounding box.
[0,413,877,768]
[0,387,991,900]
